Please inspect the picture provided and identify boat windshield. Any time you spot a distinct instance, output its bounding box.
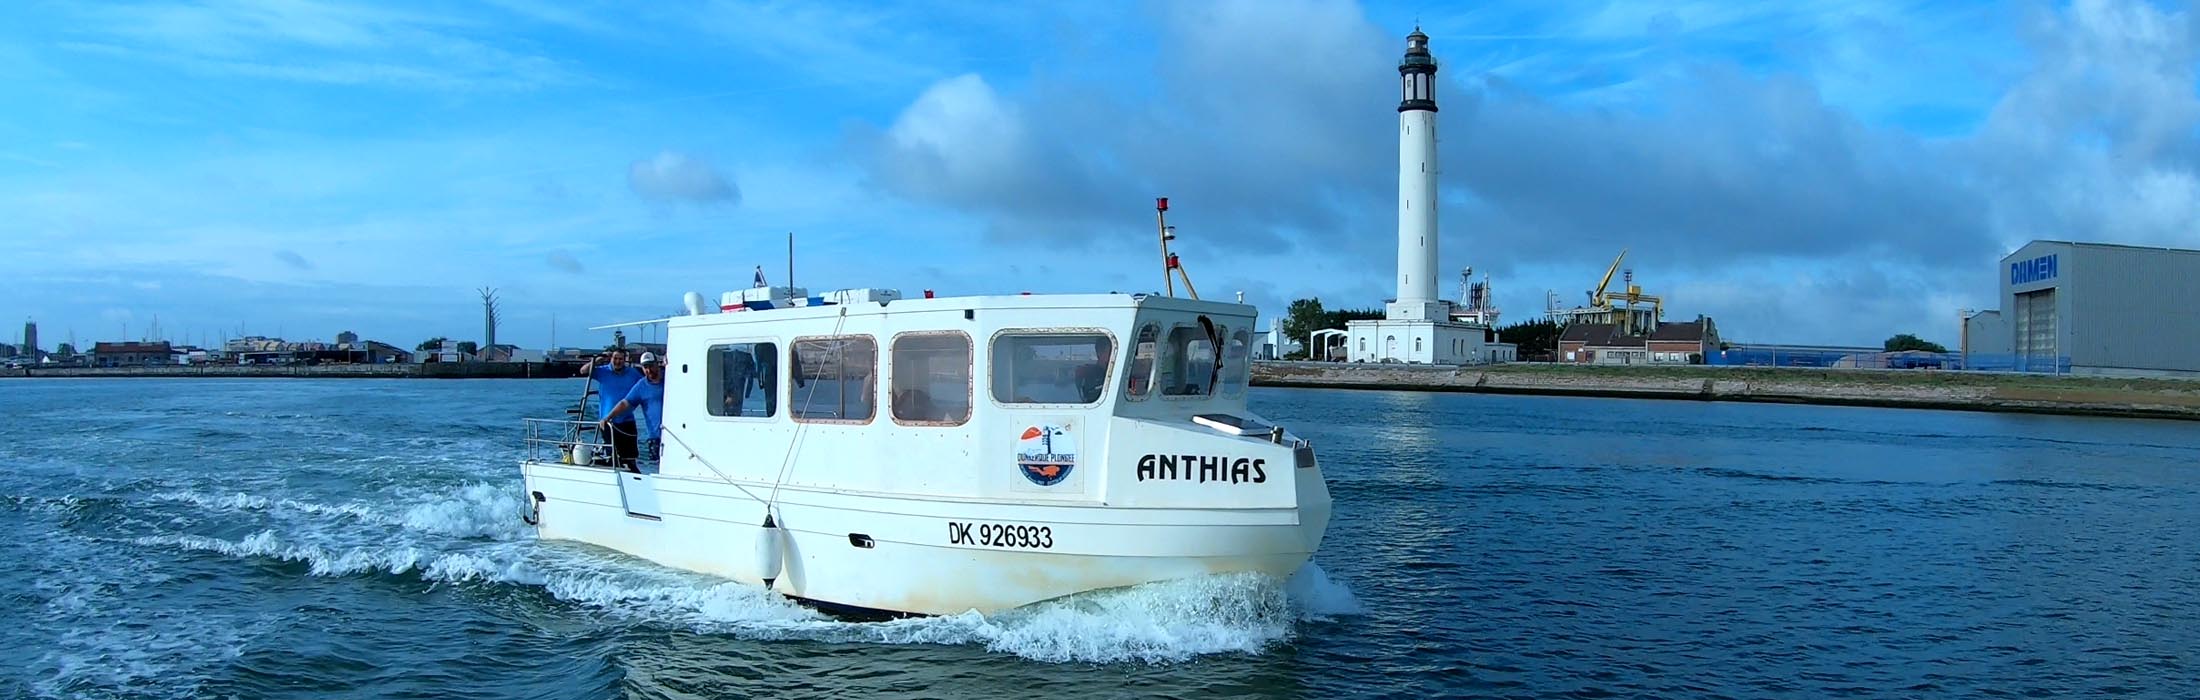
[1219,329,1250,395]
[992,332,1113,405]
[1161,325,1217,396]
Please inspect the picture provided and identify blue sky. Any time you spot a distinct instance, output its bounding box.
[4,0,2198,351]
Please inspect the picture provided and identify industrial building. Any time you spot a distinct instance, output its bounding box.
[1559,317,1721,365]
[1963,240,2200,376]
[1342,29,1516,365]
[91,341,176,367]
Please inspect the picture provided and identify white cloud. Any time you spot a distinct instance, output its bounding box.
[53,1,582,90]
[627,151,739,205]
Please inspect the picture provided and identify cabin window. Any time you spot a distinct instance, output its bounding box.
[1125,323,1159,400]
[1160,324,1220,397]
[1220,329,1251,396]
[992,331,1113,405]
[791,335,877,423]
[890,332,972,425]
[706,341,778,418]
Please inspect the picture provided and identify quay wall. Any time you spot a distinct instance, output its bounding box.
[1251,362,2200,421]
[8,362,578,379]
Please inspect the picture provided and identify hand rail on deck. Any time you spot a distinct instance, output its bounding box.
[522,418,613,466]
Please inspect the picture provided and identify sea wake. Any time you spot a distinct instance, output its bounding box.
[134,483,1363,664]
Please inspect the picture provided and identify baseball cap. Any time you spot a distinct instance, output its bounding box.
[640,351,661,365]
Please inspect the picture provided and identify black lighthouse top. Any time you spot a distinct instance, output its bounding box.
[1398,28,1437,113]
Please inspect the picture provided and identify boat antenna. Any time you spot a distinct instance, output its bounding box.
[1155,197,1200,299]
[1156,197,1174,296]
[787,231,794,293]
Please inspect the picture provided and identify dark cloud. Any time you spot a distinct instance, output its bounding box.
[1444,66,1992,270]
[272,249,313,270]
[546,250,584,274]
[861,0,1391,255]
[851,0,2200,344]
[627,151,739,204]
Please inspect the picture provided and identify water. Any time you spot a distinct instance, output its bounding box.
[3,379,2197,698]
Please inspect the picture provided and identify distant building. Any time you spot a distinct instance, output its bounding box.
[336,330,359,345]
[356,341,413,364]
[21,321,37,361]
[1648,319,1720,363]
[417,340,467,363]
[1560,318,1720,365]
[1708,343,1881,368]
[92,341,175,367]
[1254,327,1300,360]
[1964,240,2200,376]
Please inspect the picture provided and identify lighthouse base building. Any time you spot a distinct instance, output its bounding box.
[1345,315,1512,364]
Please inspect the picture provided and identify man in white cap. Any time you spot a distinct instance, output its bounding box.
[601,351,668,472]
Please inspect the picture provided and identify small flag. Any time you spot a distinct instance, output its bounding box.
[753,266,768,288]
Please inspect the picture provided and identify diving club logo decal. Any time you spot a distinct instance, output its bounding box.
[1016,423,1076,486]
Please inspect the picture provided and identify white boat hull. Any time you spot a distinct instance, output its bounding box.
[520,460,1331,616]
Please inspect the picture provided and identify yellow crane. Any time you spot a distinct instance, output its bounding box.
[1587,248,1627,304]
[1586,248,1664,336]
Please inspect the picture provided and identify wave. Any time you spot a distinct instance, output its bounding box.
[133,525,1360,664]
[1989,478,2139,492]
[148,482,531,541]
[1694,466,1848,484]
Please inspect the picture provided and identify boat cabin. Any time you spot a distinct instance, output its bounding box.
[612,291,1282,509]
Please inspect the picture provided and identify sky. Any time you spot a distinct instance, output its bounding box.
[4,0,2198,351]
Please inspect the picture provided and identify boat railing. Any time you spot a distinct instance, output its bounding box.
[522,417,614,466]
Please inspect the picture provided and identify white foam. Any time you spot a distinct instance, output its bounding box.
[133,488,1365,665]
[394,482,532,541]
[1285,562,1367,620]
[149,482,529,542]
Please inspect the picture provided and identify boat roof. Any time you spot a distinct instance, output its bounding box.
[591,292,1254,331]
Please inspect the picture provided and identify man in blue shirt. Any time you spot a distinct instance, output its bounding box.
[581,348,644,470]
[601,352,668,472]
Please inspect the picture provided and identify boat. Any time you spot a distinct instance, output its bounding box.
[517,286,1330,617]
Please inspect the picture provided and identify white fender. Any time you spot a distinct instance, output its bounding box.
[754,513,785,588]
[569,442,594,465]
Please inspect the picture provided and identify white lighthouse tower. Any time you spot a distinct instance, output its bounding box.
[1392,27,1442,321]
[1345,29,1516,365]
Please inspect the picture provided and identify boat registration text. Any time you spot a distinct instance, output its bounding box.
[948,521,1054,549]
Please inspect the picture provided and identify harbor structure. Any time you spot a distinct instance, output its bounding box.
[480,288,501,352]
[1963,240,2200,376]
[90,341,174,367]
[1559,317,1721,365]
[1344,29,1515,365]
[1547,250,1662,335]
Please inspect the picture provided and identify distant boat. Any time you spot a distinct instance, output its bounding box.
[517,288,1329,617]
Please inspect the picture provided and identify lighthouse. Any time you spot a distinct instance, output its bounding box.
[1393,27,1441,320]
[1341,29,1517,366]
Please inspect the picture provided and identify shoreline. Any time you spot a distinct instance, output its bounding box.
[1251,361,2200,422]
[4,362,578,379]
[17,360,2200,421]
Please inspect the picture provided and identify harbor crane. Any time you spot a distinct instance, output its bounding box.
[1585,249,1664,336]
